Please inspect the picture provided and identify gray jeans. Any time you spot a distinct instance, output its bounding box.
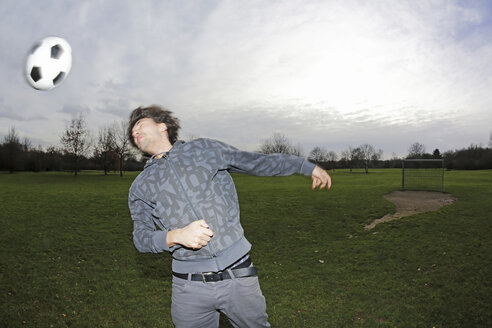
[171,270,270,328]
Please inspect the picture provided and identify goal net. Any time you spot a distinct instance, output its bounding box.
[402,159,444,192]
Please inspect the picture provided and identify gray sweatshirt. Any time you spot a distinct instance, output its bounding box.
[128,138,316,273]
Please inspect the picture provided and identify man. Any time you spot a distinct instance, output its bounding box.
[128,105,331,328]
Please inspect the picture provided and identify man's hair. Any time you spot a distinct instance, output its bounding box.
[128,105,181,148]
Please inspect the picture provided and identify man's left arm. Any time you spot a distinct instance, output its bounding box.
[211,139,331,190]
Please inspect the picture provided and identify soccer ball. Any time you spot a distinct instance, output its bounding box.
[25,36,72,91]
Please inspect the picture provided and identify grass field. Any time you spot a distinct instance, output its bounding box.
[1,169,491,327]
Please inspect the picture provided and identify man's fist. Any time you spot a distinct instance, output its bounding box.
[167,219,214,249]
[311,166,332,190]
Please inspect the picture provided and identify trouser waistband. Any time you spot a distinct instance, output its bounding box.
[172,257,257,283]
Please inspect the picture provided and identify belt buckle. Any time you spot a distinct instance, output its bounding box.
[201,272,216,283]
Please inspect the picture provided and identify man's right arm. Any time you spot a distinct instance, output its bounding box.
[130,192,214,252]
[129,193,173,253]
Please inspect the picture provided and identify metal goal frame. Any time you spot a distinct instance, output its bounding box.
[402,159,445,192]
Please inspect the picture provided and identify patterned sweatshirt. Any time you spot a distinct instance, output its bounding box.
[128,138,316,273]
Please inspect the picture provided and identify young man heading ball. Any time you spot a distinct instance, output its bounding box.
[127,105,331,328]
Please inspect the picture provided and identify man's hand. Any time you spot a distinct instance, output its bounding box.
[312,165,332,190]
[167,219,214,249]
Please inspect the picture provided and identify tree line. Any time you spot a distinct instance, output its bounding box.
[1,119,492,174]
[0,115,144,175]
[258,133,492,172]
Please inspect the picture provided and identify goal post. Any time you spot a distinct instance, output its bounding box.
[402,159,445,192]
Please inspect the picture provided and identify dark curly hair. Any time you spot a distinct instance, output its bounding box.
[128,105,181,148]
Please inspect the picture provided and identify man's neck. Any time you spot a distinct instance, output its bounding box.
[152,144,173,159]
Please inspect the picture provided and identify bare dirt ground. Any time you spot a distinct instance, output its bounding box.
[364,190,457,230]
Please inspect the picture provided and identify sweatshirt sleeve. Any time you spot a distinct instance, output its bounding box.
[129,191,173,253]
[209,139,316,176]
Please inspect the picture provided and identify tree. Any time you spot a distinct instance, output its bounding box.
[93,125,116,175]
[309,147,337,171]
[45,146,63,171]
[2,127,22,173]
[359,144,382,174]
[407,142,426,158]
[308,146,328,163]
[340,149,350,170]
[489,131,492,148]
[373,149,383,161]
[60,114,91,176]
[341,146,362,172]
[113,120,130,176]
[432,148,442,159]
[258,132,295,155]
[443,144,492,170]
[290,144,304,157]
[327,151,338,171]
[24,143,44,172]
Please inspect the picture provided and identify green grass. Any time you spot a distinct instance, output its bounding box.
[1,169,491,327]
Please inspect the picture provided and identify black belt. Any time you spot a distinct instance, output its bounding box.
[172,257,257,283]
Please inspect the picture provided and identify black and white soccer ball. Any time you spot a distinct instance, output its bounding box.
[25,36,72,91]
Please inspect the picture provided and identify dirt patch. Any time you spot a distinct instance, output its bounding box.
[364,191,457,230]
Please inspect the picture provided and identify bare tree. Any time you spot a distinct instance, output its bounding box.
[342,146,362,172]
[309,146,328,163]
[359,144,382,174]
[60,114,91,176]
[327,150,338,171]
[258,132,294,155]
[407,142,426,158]
[113,120,130,176]
[373,149,383,161]
[340,149,350,170]
[290,143,304,157]
[94,125,116,175]
[21,137,32,153]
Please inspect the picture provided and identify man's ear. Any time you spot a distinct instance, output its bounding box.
[158,122,168,133]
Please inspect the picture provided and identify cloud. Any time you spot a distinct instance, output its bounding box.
[0,98,47,121]
[161,0,491,124]
[59,104,91,115]
[0,0,491,153]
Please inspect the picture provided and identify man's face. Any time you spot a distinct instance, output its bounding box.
[131,118,167,155]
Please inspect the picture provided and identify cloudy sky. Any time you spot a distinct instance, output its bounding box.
[1,0,491,158]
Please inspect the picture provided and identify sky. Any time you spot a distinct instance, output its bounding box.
[1,0,492,158]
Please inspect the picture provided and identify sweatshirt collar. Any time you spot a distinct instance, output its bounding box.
[144,140,185,168]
